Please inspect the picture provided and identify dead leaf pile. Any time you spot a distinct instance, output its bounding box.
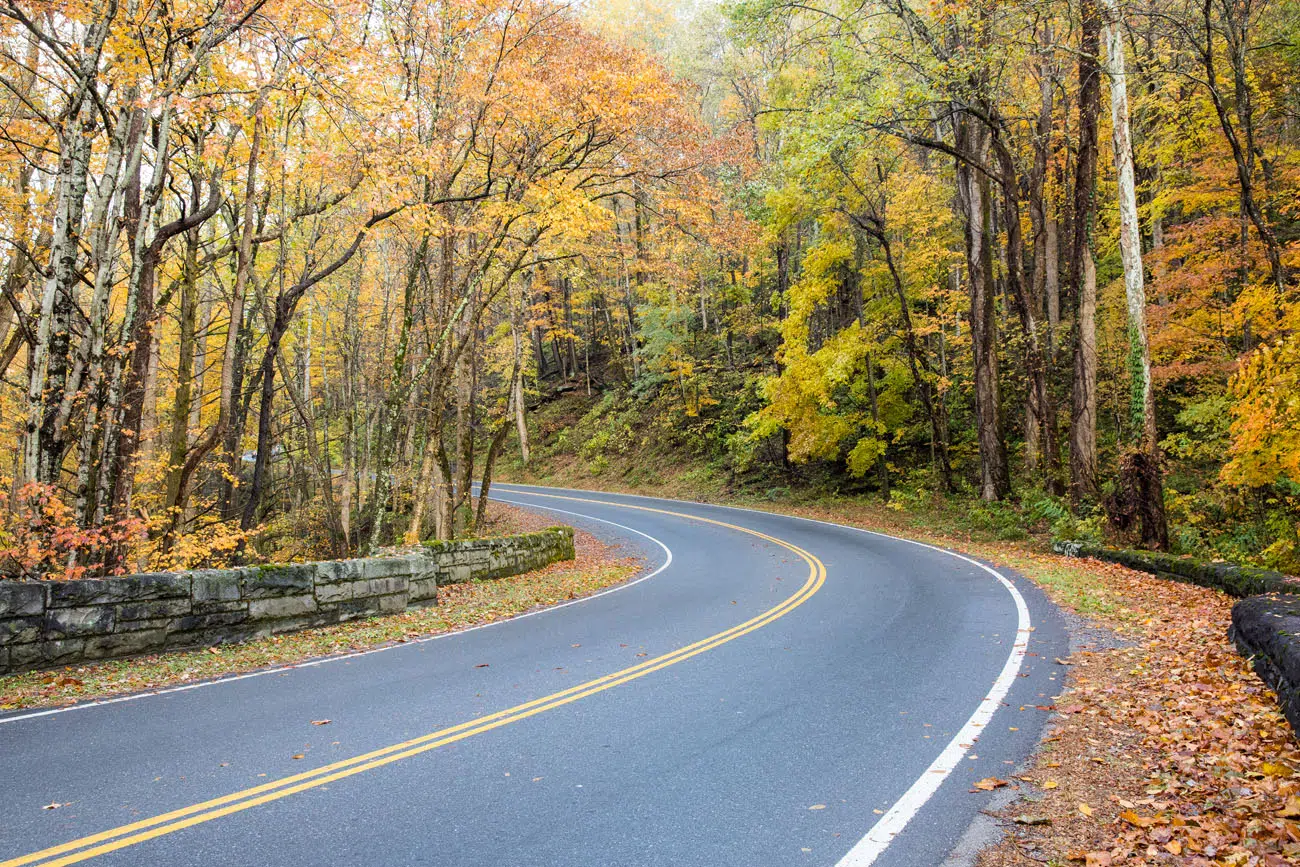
[978,558,1300,867]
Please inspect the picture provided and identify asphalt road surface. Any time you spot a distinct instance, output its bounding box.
[0,485,1068,867]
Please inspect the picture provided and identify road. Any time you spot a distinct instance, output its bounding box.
[0,485,1067,867]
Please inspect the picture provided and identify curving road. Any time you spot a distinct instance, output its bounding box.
[0,485,1067,867]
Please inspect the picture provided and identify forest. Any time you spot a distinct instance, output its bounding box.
[0,0,1297,578]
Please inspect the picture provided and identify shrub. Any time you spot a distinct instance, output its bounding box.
[0,483,145,580]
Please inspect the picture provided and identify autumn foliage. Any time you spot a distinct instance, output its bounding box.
[0,0,743,576]
[1,0,1299,577]
[0,485,143,580]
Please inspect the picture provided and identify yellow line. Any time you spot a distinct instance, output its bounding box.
[5,493,826,867]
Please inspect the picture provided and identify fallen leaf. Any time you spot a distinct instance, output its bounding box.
[972,777,1009,791]
[310,719,331,726]
[1013,814,1051,825]
[1119,810,1153,828]
[41,803,63,810]
[1042,780,1059,789]
[291,754,305,760]
[808,804,826,810]
[1260,762,1293,777]
[1084,854,1111,867]
[1077,802,1093,817]
[474,663,489,668]
[1276,796,1300,818]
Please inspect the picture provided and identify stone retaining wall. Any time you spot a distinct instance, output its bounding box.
[1053,540,1300,598]
[0,526,574,675]
[1053,540,1300,733]
[1230,595,1300,731]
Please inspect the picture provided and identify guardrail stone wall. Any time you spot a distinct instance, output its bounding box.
[1053,539,1300,733]
[1230,594,1300,731]
[1052,540,1300,597]
[0,526,574,675]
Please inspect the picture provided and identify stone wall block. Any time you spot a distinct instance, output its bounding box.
[45,605,114,638]
[408,577,438,603]
[40,638,87,664]
[165,626,258,650]
[48,580,111,607]
[192,598,247,615]
[376,593,407,614]
[248,594,317,620]
[363,576,409,598]
[174,609,250,632]
[0,582,46,617]
[337,597,383,620]
[362,556,420,580]
[192,570,241,603]
[116,598,191,622]
[316,560,365,585]
[242,564,315,599]
[115,616,174,633]
[441,564,474,585]
[8,642,40,668]
[315,581,356,604]
[0,616,42,644]
[113,573,190,601]
[85,629,169,658]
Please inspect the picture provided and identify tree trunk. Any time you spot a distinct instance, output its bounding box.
[1104,0,1168,549]
[1197,0,1285,294]
[1070,254,1099,503]
[512,306,530,465]
[956,119,1010,501]
[864,351,890,496]
[474,342,525,533]
[161,226,201,550]
[1045,217,1060,355]
[1069,0,1102,504]
[27,114,93,485]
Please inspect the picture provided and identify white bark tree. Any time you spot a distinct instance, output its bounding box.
[1104,0,1168,549]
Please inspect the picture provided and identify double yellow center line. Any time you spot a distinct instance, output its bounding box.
[4,493,827,867]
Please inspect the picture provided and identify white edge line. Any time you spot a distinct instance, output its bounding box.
[493,484,1032,867]
[832,536,1030,866]
[0,501,673,726]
